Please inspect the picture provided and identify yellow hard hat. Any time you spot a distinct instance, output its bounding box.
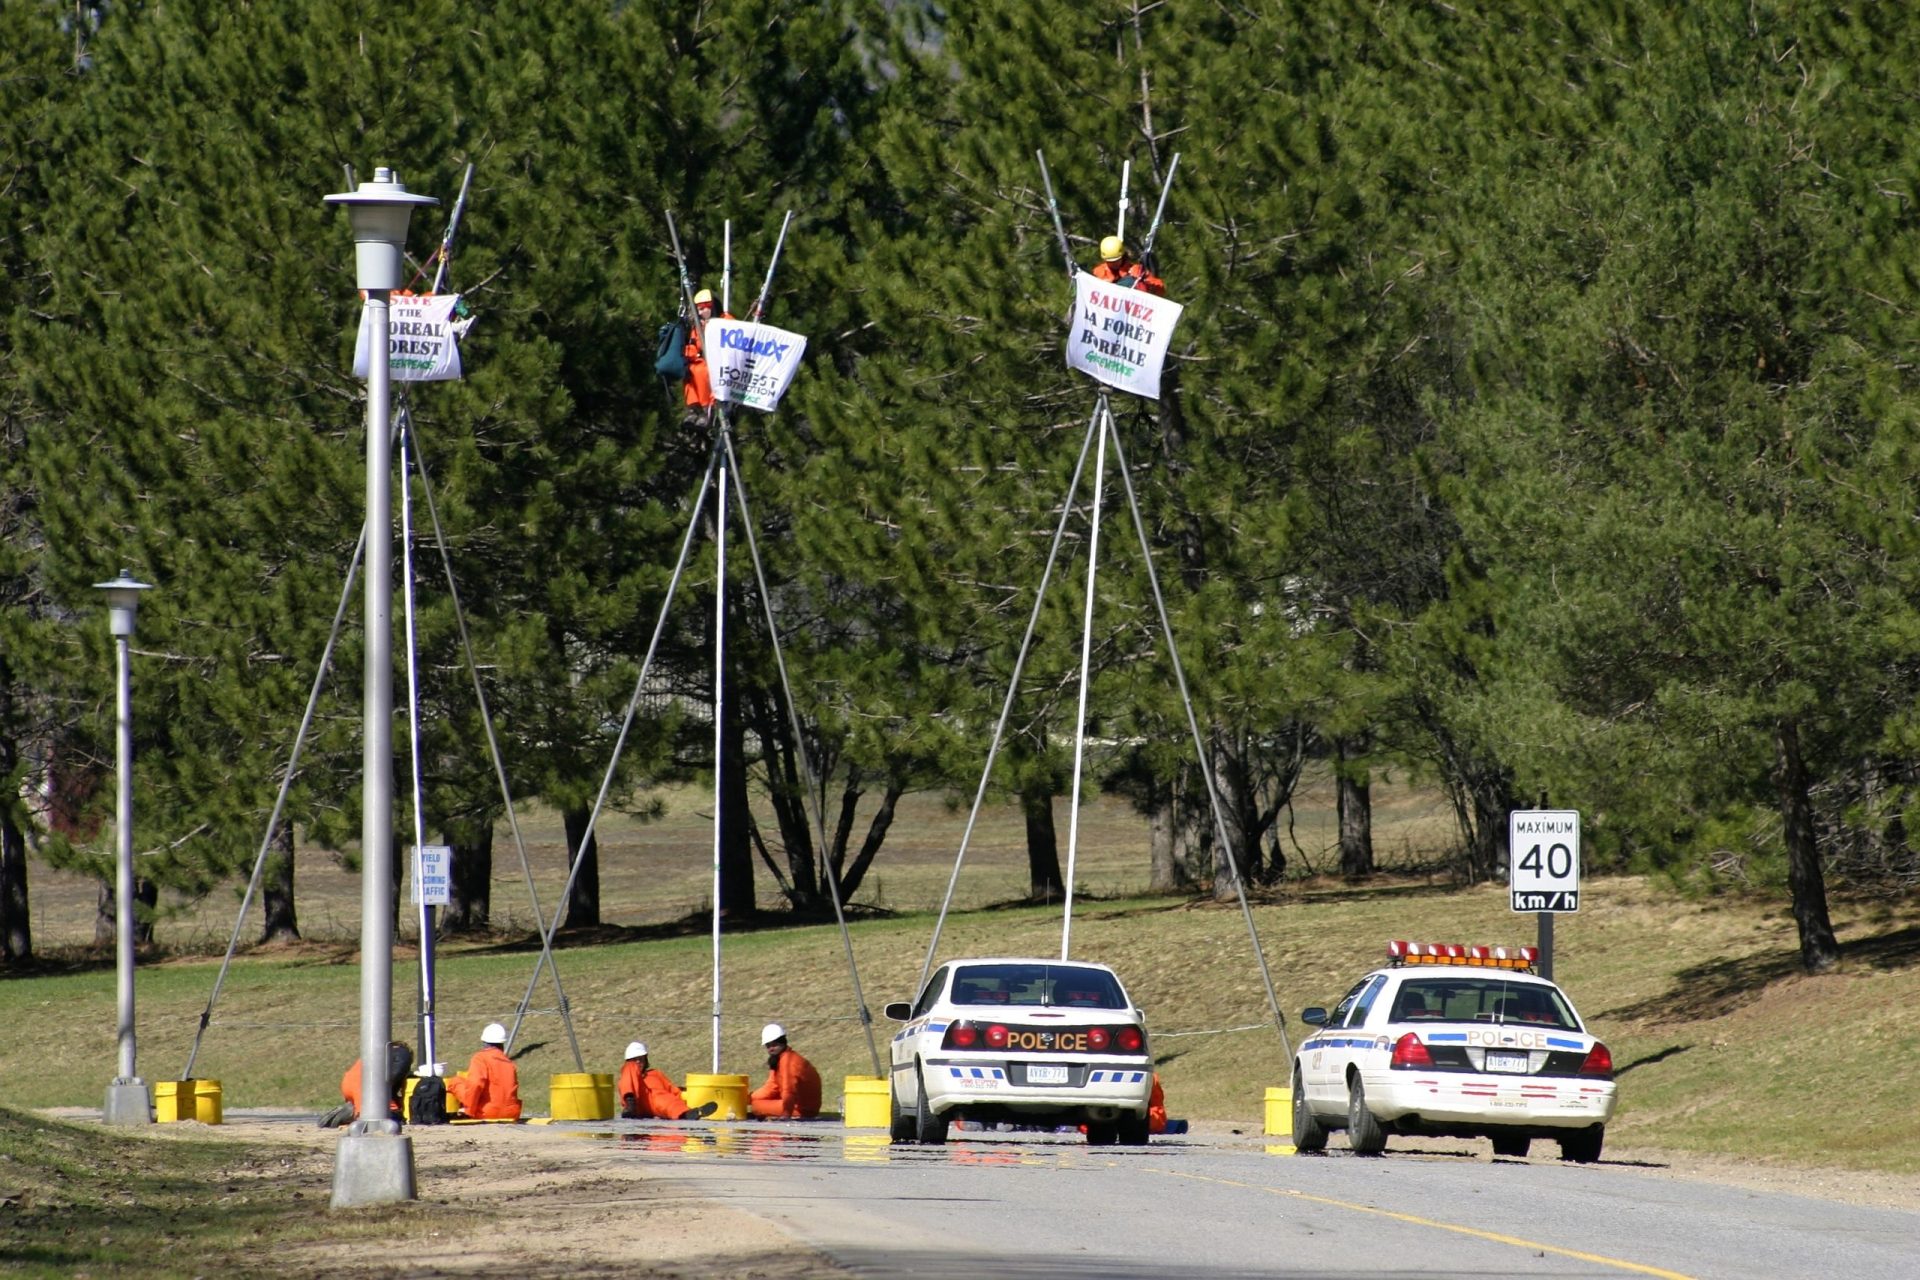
[693,288,714,306]
[1099,235,1126,262]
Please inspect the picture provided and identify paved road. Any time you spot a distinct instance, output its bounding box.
[564,1122,1920,1279]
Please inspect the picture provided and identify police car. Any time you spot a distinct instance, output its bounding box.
[884,957,1154,1145]
[1291,941,1617,1161]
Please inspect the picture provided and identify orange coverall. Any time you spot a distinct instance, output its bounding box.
[1092,258,1165,297]
[1148,1074,1168,1135]
[447,1045,522,1120]
[682,307,733,408]
[340,1058,403,1121]
[749,1047,823,1118]
[618,1061,695,1120]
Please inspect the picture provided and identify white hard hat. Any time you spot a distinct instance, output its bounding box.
[482,1022,508,1045]
[625,1041,647,1060]
[761,1022,787,1046]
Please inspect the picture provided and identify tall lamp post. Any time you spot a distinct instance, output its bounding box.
[324,166,437,1209]
[95,569,154,1126]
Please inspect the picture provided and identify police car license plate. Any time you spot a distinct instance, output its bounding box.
[1026,1064,1070,1085]
[1486,1051,1529,1073]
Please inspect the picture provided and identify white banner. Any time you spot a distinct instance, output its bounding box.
[1065,271,1184,400]
[706,318,807,412]
[411,844,452,907]
[353,293,471,382]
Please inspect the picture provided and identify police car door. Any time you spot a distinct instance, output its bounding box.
[1305,975,1380,1105]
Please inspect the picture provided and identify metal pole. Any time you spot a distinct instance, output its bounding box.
[113,631,137,1083]
[919,401,1101,992]
[1061,395,1110,960]
[399,425,435,1072]
[723,219,732,316]
[1117,160,1130,242]
[711,453,728,1075]
[357,285,399,1136]
[1036,151,1076,278]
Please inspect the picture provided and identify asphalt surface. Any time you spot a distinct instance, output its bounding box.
[552,1122,1920,1279]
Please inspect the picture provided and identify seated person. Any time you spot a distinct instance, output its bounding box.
[322,1041,413,1128]
[749,1023,822,1119]
[446,1021,522,1120]
[617,1041,718,1120]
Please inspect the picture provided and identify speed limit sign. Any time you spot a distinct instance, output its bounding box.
[1509,810,1580,912]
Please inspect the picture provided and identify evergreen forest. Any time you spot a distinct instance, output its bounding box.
[7,1,1920,976]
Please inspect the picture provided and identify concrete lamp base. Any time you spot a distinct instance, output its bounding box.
[331,1126,417,1209]
[102,1079,153,1126]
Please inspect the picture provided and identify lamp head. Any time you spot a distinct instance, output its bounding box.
[323,167,439,291]
[92,570,155,638]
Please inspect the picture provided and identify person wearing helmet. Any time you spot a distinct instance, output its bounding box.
[446,1021,522,1120]
[749,1022,823,1119]
[617,1041,720,1121]
[1091,234,1164,296]
[682,287,733,412]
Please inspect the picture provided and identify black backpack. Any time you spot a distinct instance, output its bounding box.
[407,1074,450,1125]
[654,319,689,380]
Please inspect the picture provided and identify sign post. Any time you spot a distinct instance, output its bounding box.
[1508,809,1580,981]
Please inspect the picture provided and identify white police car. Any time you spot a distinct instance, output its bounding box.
[1291,941,1617,1161]
[884,957,1154,1145]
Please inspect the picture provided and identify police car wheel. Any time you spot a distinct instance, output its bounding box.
[1085,1122,1118,1146]
[888,1075,915,1142]
[1116,1114,1150,1145]
[1345,1076,1388,1155]
[1490,1133,1531,1159]
[1291,1066,1328,1152]
[1558,1124,1604,1163]
[912,1065,948,1145]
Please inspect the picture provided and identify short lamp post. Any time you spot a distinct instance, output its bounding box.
[95,570,154,1126]
[324,166,437,1209]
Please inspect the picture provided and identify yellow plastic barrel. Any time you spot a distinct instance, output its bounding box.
[1263,1086,1295,1152]
[683,1072,750,1120]
[841,1075,889,1129]
[155,1079,222,1124]
[549,1072,616,1121]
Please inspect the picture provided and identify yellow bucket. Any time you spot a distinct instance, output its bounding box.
[842,1075,889,1129]
[1264,1086,1294,1151]
[683,1072,750,1120]
[155,1079,223,1124]
[549,1072,616,1121]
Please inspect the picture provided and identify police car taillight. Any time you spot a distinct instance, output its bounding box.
[1115,1026,1145,1054]
[1388,940,1538,971]
[947,1023,978,1049]
[1390,1033,1434,1069]
[1087,1027,1110,1051]
[985,1023,1010,1049]
[1578,1042,1613,1077]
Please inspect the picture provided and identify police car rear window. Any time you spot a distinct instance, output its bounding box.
[1391,978,1577,1029]
[950,964,1128,1010]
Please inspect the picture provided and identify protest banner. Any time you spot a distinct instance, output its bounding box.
[353,292,472,382]
[706,318,808,412]
[1065,271,1184,400]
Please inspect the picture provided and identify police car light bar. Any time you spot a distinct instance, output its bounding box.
[1387,940,1538,971]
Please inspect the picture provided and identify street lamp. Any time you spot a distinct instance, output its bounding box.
[94,569,154,1127]
[324,166,437,1209]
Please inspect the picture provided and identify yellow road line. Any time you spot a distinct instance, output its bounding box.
[1142,1166,1696,1279]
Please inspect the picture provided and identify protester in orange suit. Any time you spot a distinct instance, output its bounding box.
[683,288,736,411]
[1148,1073,1168,1135]
[446,1022,522,1120]
[617,1041,719,1121]
[323,1041,413,1127]
[1091,235,1164,296]
[749,1023,822,1119]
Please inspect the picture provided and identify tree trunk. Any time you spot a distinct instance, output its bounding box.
[1210,733,1260,901]
[1336,736,1375,878]
[134,877,157,944]
[835,781,903,902]
[718,701,756,919]
[1,812,30,962]
[259,821,300,943]
[1148,790,1183,893]
[443,821,494,934]
[94,879,112,947]
[561,806,600,930]
[1776,719,1840,973]
[1022,783,1064,900]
